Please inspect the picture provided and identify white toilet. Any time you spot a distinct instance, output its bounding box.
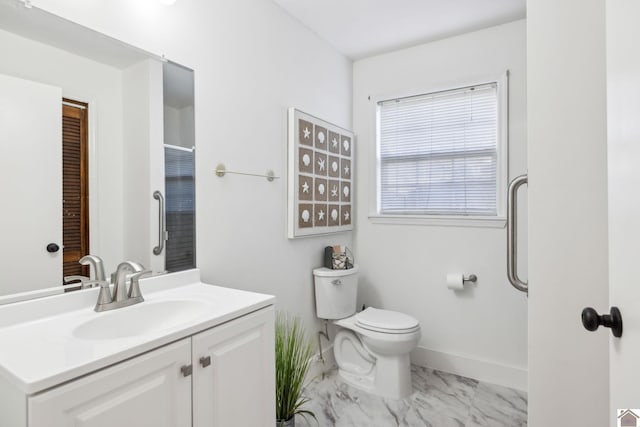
[313,265,421,399]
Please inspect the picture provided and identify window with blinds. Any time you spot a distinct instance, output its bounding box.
[376,81,505,218]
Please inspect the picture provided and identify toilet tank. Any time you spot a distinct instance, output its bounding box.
[313,265,359,319]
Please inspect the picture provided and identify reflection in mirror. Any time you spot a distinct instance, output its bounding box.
[0,3,195,304]
[163,62,196,272]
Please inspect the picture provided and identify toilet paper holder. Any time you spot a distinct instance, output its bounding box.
[447,273,478,291]
[463,274,478,283]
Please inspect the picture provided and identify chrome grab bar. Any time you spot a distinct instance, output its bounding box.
[153,190,168,255]
[507,174,528,293]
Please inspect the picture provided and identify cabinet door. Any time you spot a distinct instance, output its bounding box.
[193,307,275,427]
[29,339,192,427]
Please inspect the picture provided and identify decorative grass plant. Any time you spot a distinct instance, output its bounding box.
[275,312,317,426]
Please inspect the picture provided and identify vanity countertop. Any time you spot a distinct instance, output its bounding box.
[0,269,274,394]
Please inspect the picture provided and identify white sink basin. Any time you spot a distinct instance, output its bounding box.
[73,299,209,340]
[0,270,275,394]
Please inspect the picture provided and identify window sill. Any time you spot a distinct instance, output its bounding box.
[368,214,507,228]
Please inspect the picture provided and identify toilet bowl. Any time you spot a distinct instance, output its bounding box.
[313,266,421,399]
[333,308,421,399]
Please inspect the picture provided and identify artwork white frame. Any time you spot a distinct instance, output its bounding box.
[287,108,354,239]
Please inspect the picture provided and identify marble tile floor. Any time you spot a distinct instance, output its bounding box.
[296,365,527,427]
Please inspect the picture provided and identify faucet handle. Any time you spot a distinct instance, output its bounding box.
[112,261,146,302]
[128,270,152,300]
[79,255,106,282]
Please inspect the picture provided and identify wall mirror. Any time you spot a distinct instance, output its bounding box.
[0,1,196,304]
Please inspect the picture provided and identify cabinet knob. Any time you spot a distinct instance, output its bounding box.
[199,356,211,368]
[180,365,193,377]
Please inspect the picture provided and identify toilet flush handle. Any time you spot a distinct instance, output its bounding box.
[331,279,342,285]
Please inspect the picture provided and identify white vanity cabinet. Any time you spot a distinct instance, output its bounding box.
[29,339,192,427]
[192,305,275,426]
[24,306,275,427]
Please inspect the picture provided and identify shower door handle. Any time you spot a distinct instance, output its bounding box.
[507,174,528,294]
[153,190,168,255]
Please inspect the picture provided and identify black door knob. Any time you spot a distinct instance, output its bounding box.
[581,306,623,338]
[46,243,60,253]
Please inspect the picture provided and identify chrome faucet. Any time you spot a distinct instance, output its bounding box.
[64,255,108,289]
[95,261,151,312]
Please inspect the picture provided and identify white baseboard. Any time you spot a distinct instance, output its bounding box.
[411,346,527,392]
[306,344,527,392]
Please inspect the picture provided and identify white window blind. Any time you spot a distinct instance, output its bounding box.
[377,82,499,216]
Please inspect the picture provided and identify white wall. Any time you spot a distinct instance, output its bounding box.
[27,0,353,335]
[0,28,124,276]
[527,0,609,425]
[353,20,528,390]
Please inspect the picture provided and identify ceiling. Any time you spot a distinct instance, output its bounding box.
[272,0,526,60]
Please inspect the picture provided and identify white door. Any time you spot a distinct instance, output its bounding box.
[0,74,62,293]
[192,307,275,427]
[28,339,192,427]
[607,0,640,422]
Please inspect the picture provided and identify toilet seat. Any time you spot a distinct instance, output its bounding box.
[355,307,420,334]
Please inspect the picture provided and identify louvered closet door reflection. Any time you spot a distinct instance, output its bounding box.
[62,102,89,279]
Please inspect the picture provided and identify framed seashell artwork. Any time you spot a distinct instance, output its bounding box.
[287,108,354,238]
